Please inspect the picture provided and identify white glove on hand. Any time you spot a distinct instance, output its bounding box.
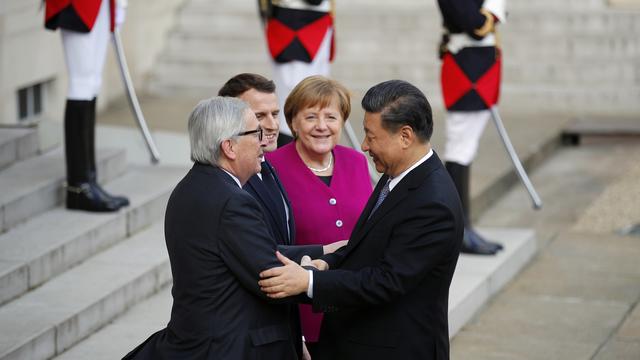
[115,0,128,29]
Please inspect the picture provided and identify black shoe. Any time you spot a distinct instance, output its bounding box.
[88,172,130,208]
[63,99,130,213]
[467,227,503,251]
[461,227,501,255]
[66,182,123,212]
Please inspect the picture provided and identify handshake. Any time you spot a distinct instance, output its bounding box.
[300,255,329,271]
[258,239,347,299]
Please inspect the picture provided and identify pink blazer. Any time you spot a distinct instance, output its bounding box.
[266,142,373,341]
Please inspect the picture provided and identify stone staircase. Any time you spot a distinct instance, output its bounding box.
[3,0,637,358]
[0,128,187,360]
[0,126,538,360]
[147,0,640,116]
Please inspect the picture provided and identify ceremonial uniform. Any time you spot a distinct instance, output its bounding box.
[44,0,129,212]
[260,0,335,143]
[438,0,506,254]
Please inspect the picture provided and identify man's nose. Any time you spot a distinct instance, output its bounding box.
[263,114,278,130]
[361,139,369,152]
[259,133,269,147]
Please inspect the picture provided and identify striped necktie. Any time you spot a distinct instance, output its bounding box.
[369,178,391,219]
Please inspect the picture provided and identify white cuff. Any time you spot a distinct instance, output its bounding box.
[306,270,314,298]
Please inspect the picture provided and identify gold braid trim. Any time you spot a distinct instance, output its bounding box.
[474,8,495,37]
[330,0,335,22]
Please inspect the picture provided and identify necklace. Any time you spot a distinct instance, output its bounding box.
[307,153,333,173]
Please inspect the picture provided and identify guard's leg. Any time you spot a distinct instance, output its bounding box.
[61,0,127,212]
[444,110,502,254]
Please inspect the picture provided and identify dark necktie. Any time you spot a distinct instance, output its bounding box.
[369,179,391,219]
[261,162,288,237]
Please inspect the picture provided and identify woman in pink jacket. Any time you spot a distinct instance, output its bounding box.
[266,75,372,354]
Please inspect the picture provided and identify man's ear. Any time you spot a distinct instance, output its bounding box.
[399,125,415,148]
[220,139,237,160]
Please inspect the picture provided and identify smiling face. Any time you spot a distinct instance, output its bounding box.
[361,111,405,177]
[291,97,344,158]
[239,88,280,152]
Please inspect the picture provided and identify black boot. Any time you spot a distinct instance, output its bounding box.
[86,98,130,208]
[64,99,123,212]
[445,161,502,255]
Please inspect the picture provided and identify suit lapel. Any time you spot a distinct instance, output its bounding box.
[265,161,295,244]
[245,175,289,243]
[351,174,389,238]
[349,152,442,246]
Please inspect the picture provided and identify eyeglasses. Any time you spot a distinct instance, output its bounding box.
[235,127,263,141]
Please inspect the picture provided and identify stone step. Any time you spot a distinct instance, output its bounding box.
[0,222,171,360]
[500,85,640,116]
[0,128,39,171]
[449,228,537,336]
[148,74,640,116]
[150,54,639,94]
[185,0,605,11]
[0,165,186,306]
[177,4,639,38]
[51,227,537,359]
[53,286,173,360]
[0,148,126,233]
[159,30,640,67]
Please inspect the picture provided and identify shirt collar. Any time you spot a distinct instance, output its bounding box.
[221,169,242,188]
[388,149,433,191]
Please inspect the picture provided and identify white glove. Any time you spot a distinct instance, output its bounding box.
[115,0,128,28]
[483,0,507,23]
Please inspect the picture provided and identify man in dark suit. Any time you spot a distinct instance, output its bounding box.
[259,80,464,359]
[218,73,300,248]
[218,73,345,359]
[123,97,320,359]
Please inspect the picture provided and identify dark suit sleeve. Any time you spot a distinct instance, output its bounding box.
[278,244,324,262]
[320,243,347,269]
[218,192,294,303]
[312,202,458,309]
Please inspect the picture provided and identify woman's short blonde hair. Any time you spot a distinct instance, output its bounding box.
[284,75,351,136]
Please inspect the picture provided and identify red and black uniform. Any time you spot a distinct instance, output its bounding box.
[439,0,501,111]
[45,0,115,33]
[260,0,335,144]
[438,0,505,255]
[264,0,335,63]
[44,0,129,212]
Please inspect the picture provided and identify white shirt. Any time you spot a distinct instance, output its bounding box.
[258,160,291,238]
[388,149,433,191]
[307,148,433,298]
[221,169,242,188]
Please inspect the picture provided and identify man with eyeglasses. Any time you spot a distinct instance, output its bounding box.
[123,97,321,359]
[218,73,344,359]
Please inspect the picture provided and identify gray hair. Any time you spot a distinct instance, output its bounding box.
[188,96,249,165]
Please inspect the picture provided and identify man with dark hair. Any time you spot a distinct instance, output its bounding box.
[218,73,343,359]
[259,80,464,360]
[123,97,305,359]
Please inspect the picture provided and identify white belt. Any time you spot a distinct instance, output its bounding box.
[271,0,331,12]
[446,33,496,54]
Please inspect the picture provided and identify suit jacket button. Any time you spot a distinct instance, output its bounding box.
[329,198,337,205]
[335,220,343,227]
